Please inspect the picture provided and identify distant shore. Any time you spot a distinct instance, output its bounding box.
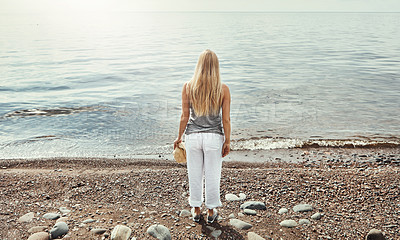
[1,147,399,239]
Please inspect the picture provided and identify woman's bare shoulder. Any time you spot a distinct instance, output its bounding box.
[182,81,190,91]
[222,83,230,93]
[183,82,191,98]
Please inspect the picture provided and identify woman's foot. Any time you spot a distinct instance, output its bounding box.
[191,207,201,222]
[207,208,218,223]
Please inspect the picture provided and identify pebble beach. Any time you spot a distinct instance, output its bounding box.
[1,147,399,239]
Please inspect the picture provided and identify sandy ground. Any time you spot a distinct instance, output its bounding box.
[1,147,400,239]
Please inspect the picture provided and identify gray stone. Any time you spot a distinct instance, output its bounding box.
[238,193,246,200]
[280,220,298,228]
[91,228,107,235]
[43,213,61,220]
[59,207,71,215]
[147,224,171,240]
[366,229,386,240]
[83,218,96,224]
[311,212,322,220]
[226,193,246,201]
[50,222,69,239]
[278,208,288,214]
[244,209,257,215]
[27,232,50,240]
[229,219,253,230]
[240,201,266,210]
[225,193,240,201]
[28,226,47,233]
[111,225,132,240]
[383,225,397,228]
[211,230,222,238]
[206,226,215,231]
[228,213,235,219]
[18,212,35,223]
[56,217,68,223]
[238,213,245,217]
[299,219,311,225]
[248,232,265,240]
[293,204,313,212]
[179,209,191,217]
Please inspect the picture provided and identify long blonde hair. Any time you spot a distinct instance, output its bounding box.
[188,49,222,116]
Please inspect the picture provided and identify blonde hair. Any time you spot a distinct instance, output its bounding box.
[188,49,222,116]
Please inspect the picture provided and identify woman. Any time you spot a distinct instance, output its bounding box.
[174,49,231,223]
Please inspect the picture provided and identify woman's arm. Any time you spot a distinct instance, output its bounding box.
[174,82,190,149]
[221,83,231,157]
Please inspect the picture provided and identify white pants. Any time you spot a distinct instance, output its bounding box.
[185,132,224,209]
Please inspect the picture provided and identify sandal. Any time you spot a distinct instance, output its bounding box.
[207,209,218,223]
[191,208,201,222]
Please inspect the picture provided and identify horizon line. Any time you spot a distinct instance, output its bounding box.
[1,10,400,14]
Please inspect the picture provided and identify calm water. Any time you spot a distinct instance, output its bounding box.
[1,12,399,159]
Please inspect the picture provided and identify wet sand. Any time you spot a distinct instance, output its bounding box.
[1,147,400,239]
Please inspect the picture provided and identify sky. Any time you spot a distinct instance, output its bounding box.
[1,0,400,13]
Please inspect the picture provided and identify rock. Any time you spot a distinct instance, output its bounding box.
[147,224,171,240]
[311,212,322,220]
[238,193,246,200]
[240,201,266,210]
[366,229,386,240]
[56,217,68,223]
[28,226,47,233]
[278,208,288,214]
[91,228,107,235]
[248,232,265,240]
[293,204,313,212]
[59,207,71,215]
[229,219,253,230]
[211,230,222,238]
[226,193,246,201]
[43,213,61,220]
[27,232,50,240]
[244,209,257,215]
[238,213,245,217]
[179,209,191,217]
[18,212,35,223]
[228,213,235,219]
[299,219,311,225]
[83,218,96,224]
[225,193,240,201]
[111,225,132,240]
[206,226,215,231]
[280,220,298,228]
[383,225,397,228]
[50,222,69,239]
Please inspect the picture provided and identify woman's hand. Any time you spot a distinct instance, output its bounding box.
[174,137,182,150]
[222,141,230,157]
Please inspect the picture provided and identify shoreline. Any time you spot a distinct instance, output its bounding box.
[1,147,399,239]
[1,145,399,164]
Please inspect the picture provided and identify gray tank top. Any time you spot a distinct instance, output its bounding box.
[185,104,224,136]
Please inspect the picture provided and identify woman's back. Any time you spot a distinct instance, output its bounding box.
[185,103,223,135]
